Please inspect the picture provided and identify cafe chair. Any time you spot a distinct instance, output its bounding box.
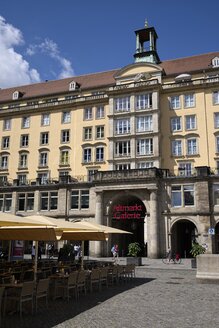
[4,281,35,317]
[59,272,78,302]
[35,279,50,312]
[76,271,86,297]
[90,269,101,292]
[99,267,109,289]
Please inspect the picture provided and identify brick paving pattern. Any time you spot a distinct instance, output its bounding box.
[2,259,219,328]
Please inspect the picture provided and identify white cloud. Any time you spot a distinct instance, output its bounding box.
[26,38,75,78]
[0,16,41,88]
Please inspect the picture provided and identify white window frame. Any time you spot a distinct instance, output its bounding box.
[136,93,152,110]
[214,112,219,128]
[171,117,182,132]
[172,140,182,156]
[178,162,192,176]
[185,115,196,130]
[39,152,48,167]
[84,108,93,120]
[61,130,70,143]
[41,114,50,126]
[3,119,11,131]
[115,141,130,157]
[40,132,49,145]
[83,148,92,163]
[2,137,10,149]
[19,153,28,168]
[114,96,130,112]
[22,117,30,128]
[84,127,92,141]
[96,106,105,119]
[171,184,194,207]
[184,94,195,108]
[187,138,198,155]
[138,162,154,169]
[136,115,153,132]
[213,91,219,105]
[62,111,71,124]
[0,155,8,169]
[115,119,130,135]
[137,138,153,156]
[60,150,69,165]
[21,134,29,147]
[96,126,104,139]
[170,95,181,109]
[96,147,104,162]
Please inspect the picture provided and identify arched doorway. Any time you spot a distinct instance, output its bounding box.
[214,222,219,253]
[171,219,197,257]
[110,194,146,256]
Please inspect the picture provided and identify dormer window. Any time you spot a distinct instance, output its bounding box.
[69,81,79,91]
[12,91,19,100]
[212,57,219,68]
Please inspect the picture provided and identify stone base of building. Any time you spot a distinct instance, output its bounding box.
[196,254,219,284]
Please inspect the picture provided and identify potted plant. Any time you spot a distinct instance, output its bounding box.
[127,242,142,266]
[190,241,206,268]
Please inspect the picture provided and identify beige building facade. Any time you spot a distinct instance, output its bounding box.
[1,23,219,258]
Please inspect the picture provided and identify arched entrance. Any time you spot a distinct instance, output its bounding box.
[214,222,219,253]
[110,194,146,256]
[171,219,197,257]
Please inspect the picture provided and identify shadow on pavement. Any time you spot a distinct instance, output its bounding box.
[2,277,155,328]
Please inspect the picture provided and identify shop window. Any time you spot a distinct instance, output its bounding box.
[70,190,89,210]
[171,185,194,207]
[40,191,58,211]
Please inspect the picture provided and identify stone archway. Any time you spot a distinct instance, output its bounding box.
[109,193,146,256]
[171,219,198,257]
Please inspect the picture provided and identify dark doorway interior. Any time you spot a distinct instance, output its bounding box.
[214,223,219,253]
[171,220,197,258]
[110,194,146,256]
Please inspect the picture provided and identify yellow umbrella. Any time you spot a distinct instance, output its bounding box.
[0,212,57,227]
[75,220,132,235]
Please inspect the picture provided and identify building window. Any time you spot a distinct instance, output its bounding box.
[115,119,130,134]
[62,112,71,124]
[115,141,130,156]
[96,147,104,162]
[40,191,58,211]
[20,135,29,147]
[18,192,34,211]
[96,106,105,119]
[60,150,69,165]
[96,126,104,139]
[84,127,92,141]
[41,114,50,126]
[171,185,194,207]
[83,148,92,163]
[19,153,28,168]
[69,81,76,91]
[2,137,10,150]
[70,190,89,210]
[12,91,19,100]
[184,94,195,108]
[137,138,153,156]
[0,155,8,169]
[39,152,48,167]
[136,93,152,110]
[178,162,192,176]
[213,184,219,205]
[213,91,219,105]
[214,113,219,128]
[84,108,93,120]
[185,115,196,130]
[61,130,70,143]
[40,132,49,145]
[216,136,219,153]
[17,174,27,185]
[138,162,154,169]
[171,117,182,132]
[22,117,30,128]
[187,138,198,155]
[136,115,153,132]
[88,169,98,182]
[170,95,181,109]
[3,119,11,131]
[212,57,219,68]
[115,164,131,170]
[37,172,49,185]
[114,96,130,112]
[0,193,12,212]
[172,140,182,156]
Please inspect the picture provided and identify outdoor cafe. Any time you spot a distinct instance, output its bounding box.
[0,213,134,323]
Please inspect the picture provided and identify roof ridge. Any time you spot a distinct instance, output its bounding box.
[161,51,219,64]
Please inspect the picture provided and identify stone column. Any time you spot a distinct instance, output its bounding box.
[148,190,159,258]
[95,191,103,257]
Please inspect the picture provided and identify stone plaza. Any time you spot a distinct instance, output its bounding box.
[2,259,219,328]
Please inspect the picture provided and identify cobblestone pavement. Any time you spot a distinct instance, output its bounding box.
[2,261,219,328]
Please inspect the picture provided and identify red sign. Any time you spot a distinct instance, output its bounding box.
[112,204,143,220]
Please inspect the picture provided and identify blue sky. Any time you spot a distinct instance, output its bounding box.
[0,0,219,88]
